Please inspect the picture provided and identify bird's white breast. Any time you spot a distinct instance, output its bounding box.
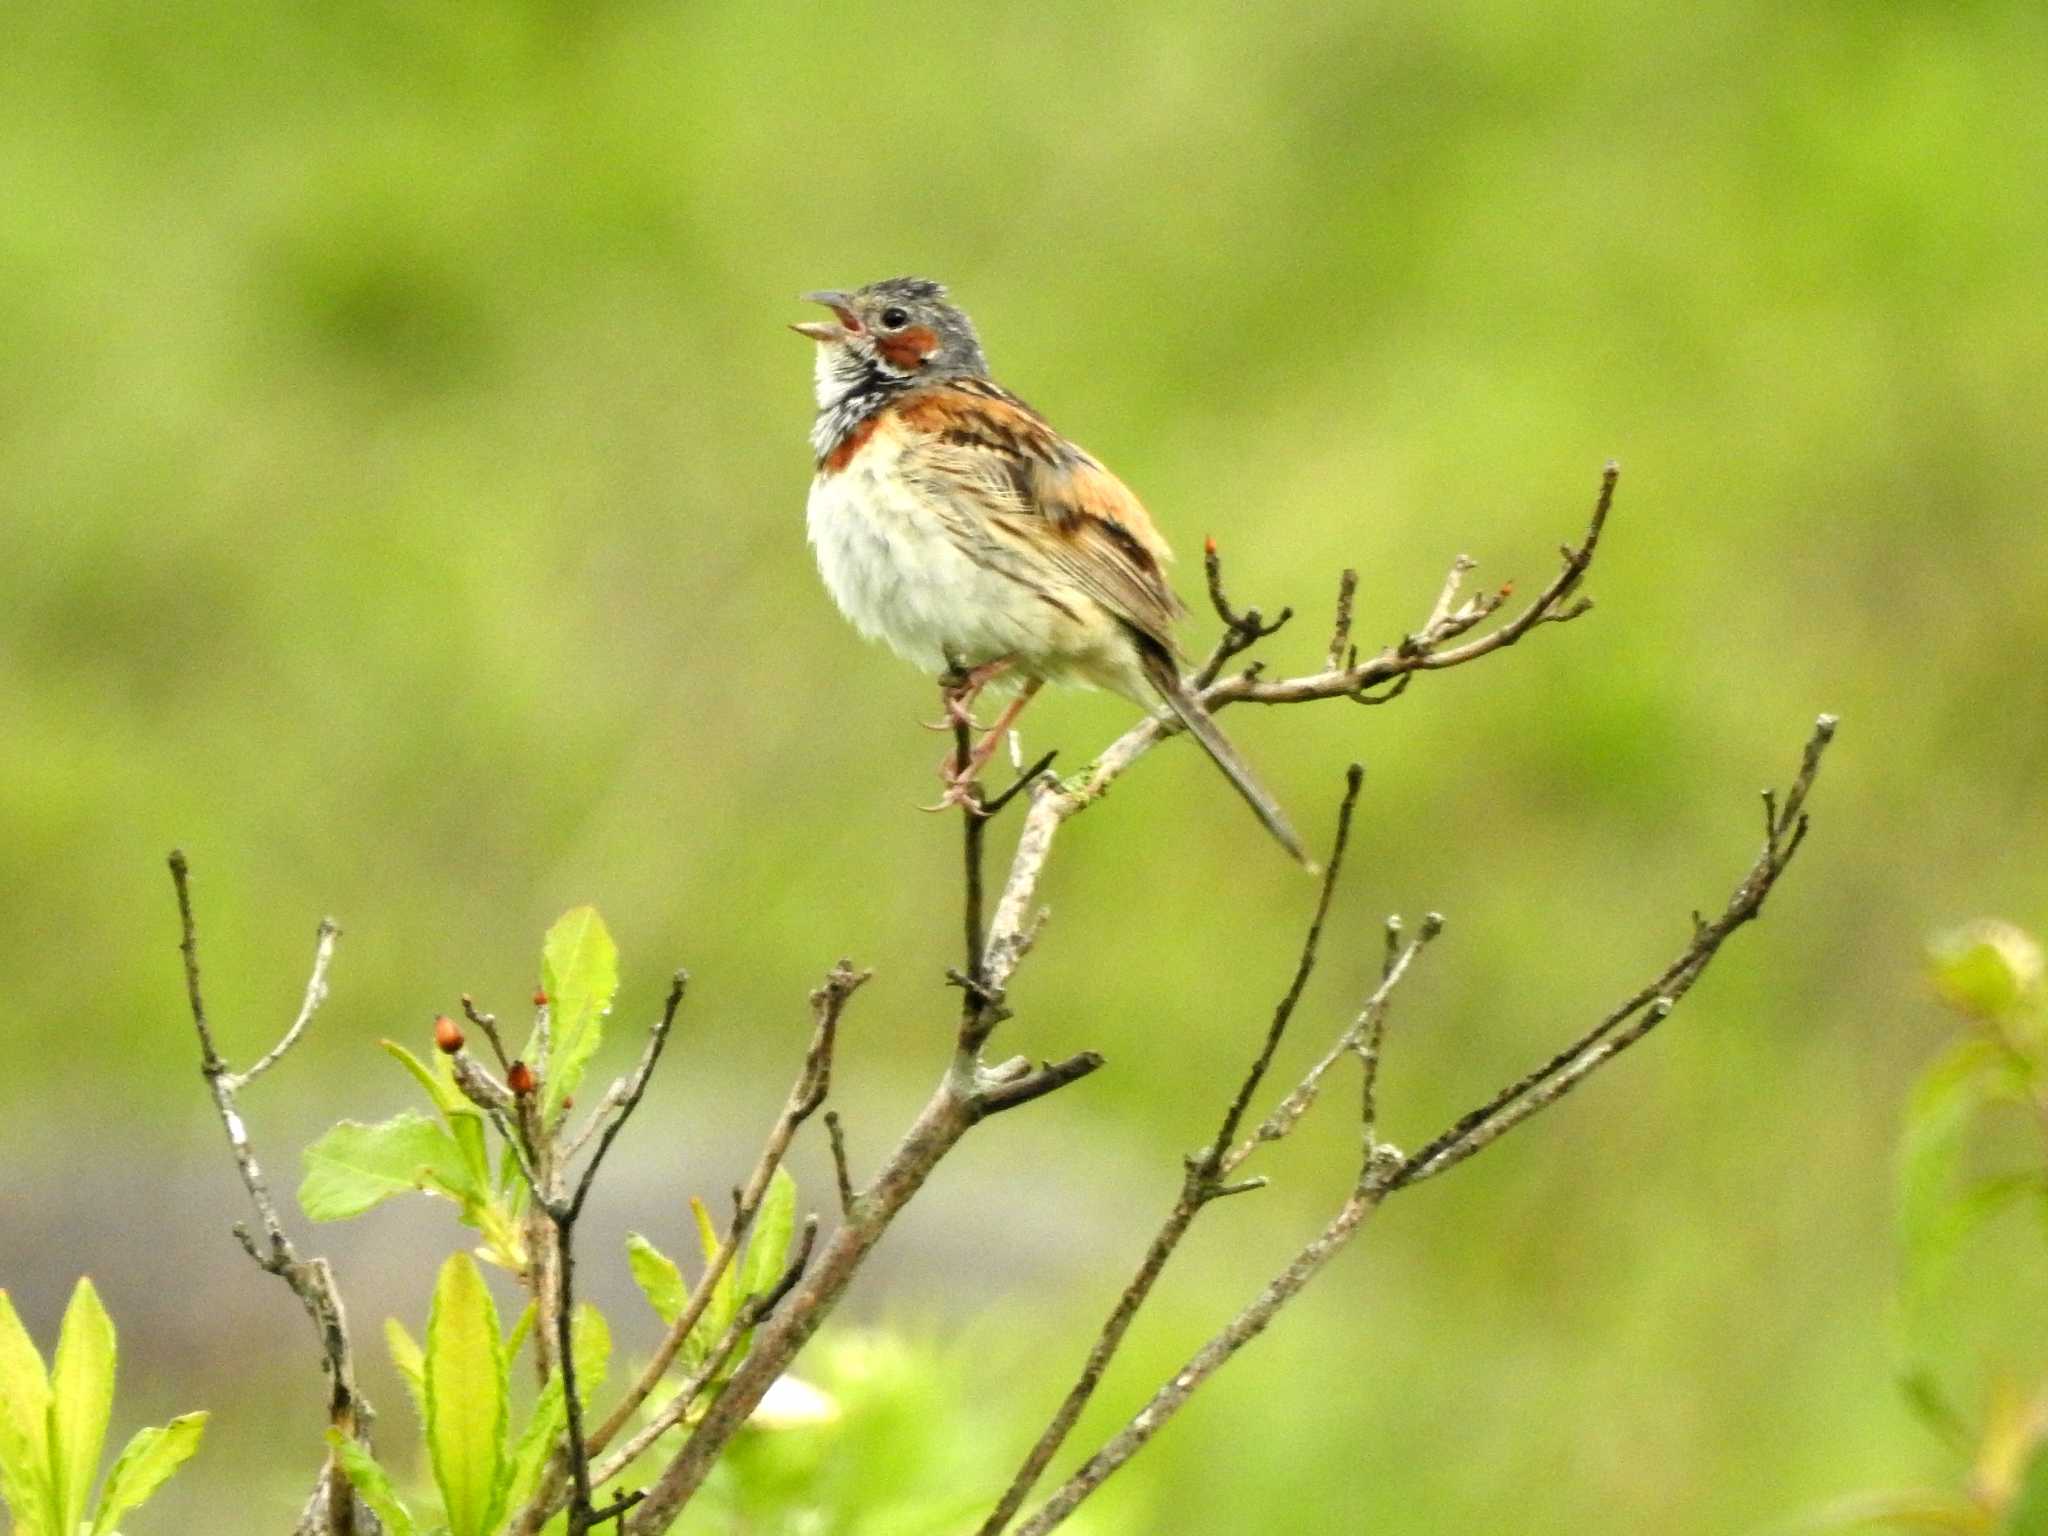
[807,430,1045,678]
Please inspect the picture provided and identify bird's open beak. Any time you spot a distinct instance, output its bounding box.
[789,290,861,343]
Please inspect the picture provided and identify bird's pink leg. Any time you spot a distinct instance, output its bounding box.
[925,677,1045,811]
[922,657,1017,732]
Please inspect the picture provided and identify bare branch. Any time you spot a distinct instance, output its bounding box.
[1391,713,1836,1191]
[995,710,1832,1535]
[1234,913,1442,1171]
[974,1052,1108,1117]
[459,993,515,1074]
[1192,538,1294,688]
[1326,567,1358,669]
[981,467,1620,1034]
[1360,917,1443,1142]
[824,1110,857,1218]
[1420,553,1480,639]
[567,964,865,1478]
[585,1217,821,1500]
[565,973,687,1220]
[636,467,1645,1532]
[625,1073,981,1530]
[975,769,1366,1536]
[1204,537,1294,642]
[1012,1155,1403,1536]
[492,975,689,1536]
[167,852,370,1536]
[232,918,340,1090]
[1203,764,1366,1165]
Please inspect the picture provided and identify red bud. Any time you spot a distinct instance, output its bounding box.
[561,1095,574,1110]
[1203,536,1217,557]
[508,1060,537,1097]
[434,1015,464,1054]
[532,989,548,1008]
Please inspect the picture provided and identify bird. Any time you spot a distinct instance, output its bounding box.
[791,275,1310,866]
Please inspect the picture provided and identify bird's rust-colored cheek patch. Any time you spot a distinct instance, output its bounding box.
[821,414,880,474]
[876,325,939,372]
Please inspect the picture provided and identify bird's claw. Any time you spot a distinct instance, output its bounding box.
[919,697,987,733]
[919,774,988,816]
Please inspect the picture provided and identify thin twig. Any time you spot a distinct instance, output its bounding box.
[167,852,368,1536]
[1326,568,1358,669]
[975,769,1365,1536]
[1201,764,1365,1166]
[459,994,515,1074]
[1360,919,1442,1142]
[585,1217,820,1498]
[983,749,1060,816]
[1234,914,1442,1171]
[525,961,865,1531]
[975,1052,1108,1117]
[497,975,686,1536]
[998,711,1834,1535]
[1193,539,1294,687]
[632,469,1629,1532]
[1391,714,1836,1190]
[232,919,340,1089]
[1012,1154,1402,1536]
[824,1111,858,1218]
[984,469,1619,1020]
[560,1073,634,1165]
[564,974,687,1220]
[962,707,988,988]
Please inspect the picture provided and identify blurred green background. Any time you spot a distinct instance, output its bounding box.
[4,0,2046,1529]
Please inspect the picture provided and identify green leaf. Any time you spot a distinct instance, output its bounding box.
[571,1303,611,1399]
[496,1369,565,1523]
[626,1233,687,1325]
[730,1169,799,1370]
[90,1411,206,1536]
[380,1042,496,1197]
[0,1414,49,1534]
[740,1168,798,1304]
[537,906,618,1117]
[424,1253,508,1536]
[685,1197,738,1369]
[50,1277,116,1536]
[300,1113,478,1222]
[327,1431,418,1536]
[0,1289,54,1530]
[384,1318,427,1421]
[503,1301,537,1368]
[1930,921,2043,1023]
[2005,1440,2048,1534]
[1898,1039,2037,1372]
[381,1038,469,1119]
[1760,1488,1983,1532]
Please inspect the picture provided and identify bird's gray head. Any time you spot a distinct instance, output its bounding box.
[791,276,989,408]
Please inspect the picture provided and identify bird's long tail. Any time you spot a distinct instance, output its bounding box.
[1140,648,1315,870]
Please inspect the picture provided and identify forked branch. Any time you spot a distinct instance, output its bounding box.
[998,713,1836,1534]
[174,463,1825,1536]
[166,851,369,1536]
[628,466,1631,1532]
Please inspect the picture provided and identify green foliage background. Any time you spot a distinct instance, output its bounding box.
[3,0,2045,1530]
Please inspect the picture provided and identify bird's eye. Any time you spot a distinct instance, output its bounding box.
[879,306,910,330]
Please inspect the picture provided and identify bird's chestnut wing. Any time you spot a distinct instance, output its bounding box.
[897,382,1185,653]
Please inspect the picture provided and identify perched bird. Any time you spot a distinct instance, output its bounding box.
[792,276,1309,865]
